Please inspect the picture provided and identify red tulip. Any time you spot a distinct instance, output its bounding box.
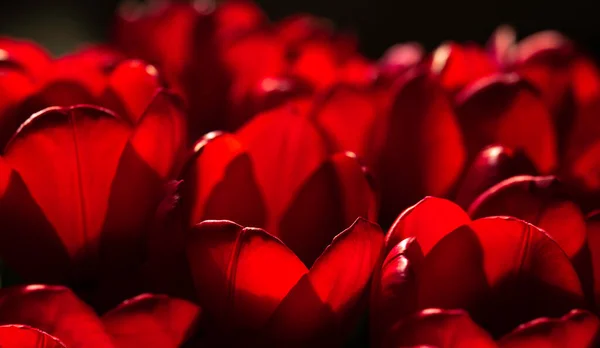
[179,104,377,266]
[454,73,557,173]
[377,42,424,84]
[373,197,585,339]
[185,218,383,346]
[454,145,537,209]
[468,175,593,303]
[381,308,599,348]
[0,101,185,309]
[0,285,200,348]
[369,69,466,226]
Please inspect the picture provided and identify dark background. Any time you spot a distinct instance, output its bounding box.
[1,0,599,59]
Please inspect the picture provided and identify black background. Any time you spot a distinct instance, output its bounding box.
[0,0,599,59]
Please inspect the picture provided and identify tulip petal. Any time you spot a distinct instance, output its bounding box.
[371,237,425,344]
[237,105,328,233]
[499,309,600,347]
[378,42,424,82]
[0,69,35,148]
[430,42,498,94]
[186,220,308,332]
[312,85,379,158]
[455,145,537,209]
[0,325,66,348]
[2,106,131,277]
[373,70,466,226]
[455,74,557,173]
[181,132,266,228]
[387,196,470,255]
[0,285,112,348]
[586,211,600,308]
[468,176,587,261]
[102,294,201,348]
[265,218,384,345]
[214,0,266,44]
[0,37,52,80]
[279,152,377,266]
[382,309,496,348]
[487,25,517,66]
[418,217,585,336]
[290,41,338,91]
[104,59,162,124]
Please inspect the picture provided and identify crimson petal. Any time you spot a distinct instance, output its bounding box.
[372,70,466,226]
[0,285,112,348]
[102,294,201,347]
[455,74,557,173]
[279,152,377,266]
[381,309,496,348]
[264,218,384,345]
[0,325,66,348]
[186,220,308,335]
[499,309,600,347]
[455,145,537,209]
[418,217,585,336]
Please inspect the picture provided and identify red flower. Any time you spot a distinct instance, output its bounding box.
[0,284,200,347]
[0,100,185,309]
[372,197,587,344]
[178,103,378,266]
[381,308,599,347]
[185,218,383,346]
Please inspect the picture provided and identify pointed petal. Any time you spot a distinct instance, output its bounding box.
[237,104,328,233]
[455,74,557,173]
[382,309,496,348]
[378,42,424,82]
[487,25,517,66]
[265,218,384,345]
[373,70,466,226]
[387,196,470,255]
[279,152,377,266]
[455,145,537,209]
[2,106,131,276]
[180,132,266,228]
[0,285,112,348]
[0,325,66,348]
[186,220,308,332]
[499,309,600,347]
[418,217,585,336]
[102,294,201,348]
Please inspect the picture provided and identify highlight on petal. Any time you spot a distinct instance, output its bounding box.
[0,285,112,348]
[264,218,384,345]
[372,70,466,226]
[311,85,379,158]
[371,237,424,344]
[104,59,162,124]
[487,25,517,66]
[499,309,600,347]
[417,217,585,337]
[0,325,66,348]
[237,104,328,233]
[455,73,557,173]
[180,132,266,229]
[430,42,498,94]
[0,37,52,80]
[586,211,600,308]
[378,42,424,82]
[186,220,308,332]
[455,145,537,209]
[128,90,187,179]
[278,152,377,266]
[102,293,201,347]
[381,308,496,348]
[386,196,470,254]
